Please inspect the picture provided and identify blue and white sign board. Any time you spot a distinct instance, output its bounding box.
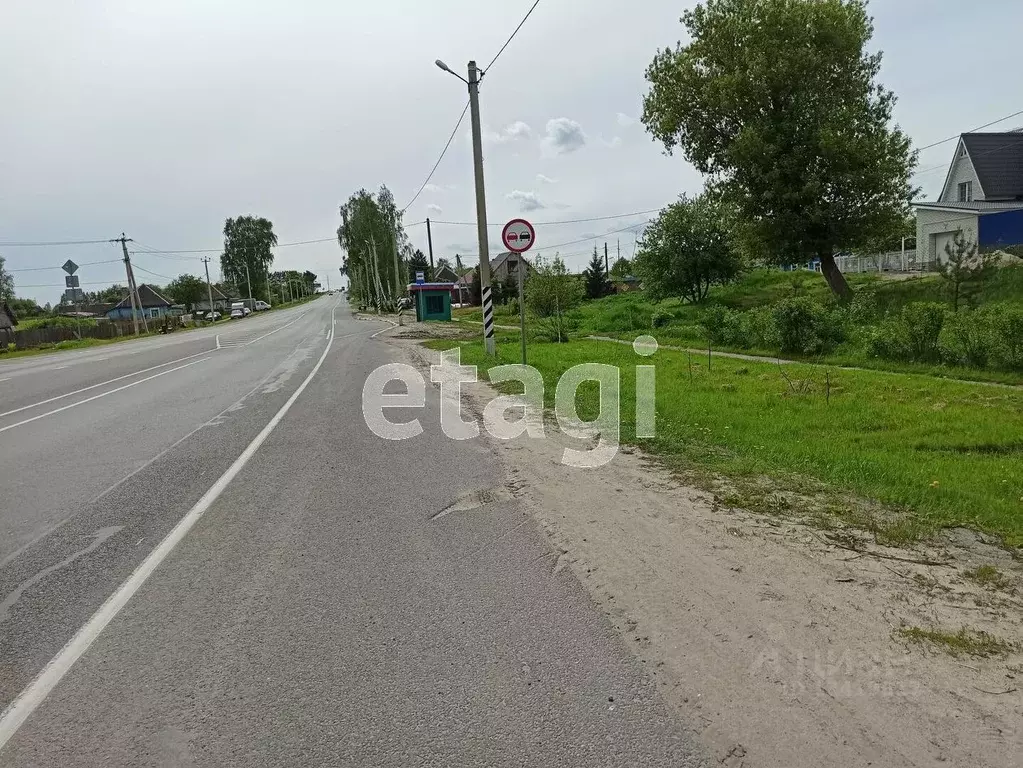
[415,271,425,284]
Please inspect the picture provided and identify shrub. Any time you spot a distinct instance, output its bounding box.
[868,302,947,363]
[901,302,947,362]
[985,304,1023,371]
[771,297,833,355]
[741,306,779,350]
[938,310,993,369]
[651,309,674,329]
[700,305,748,345]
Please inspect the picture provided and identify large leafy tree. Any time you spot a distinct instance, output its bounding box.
[642,0,916,299]
[165,274,207,312]
[221,216,277,302]
[0,256,14,303]
[635,193,741,303]
[583,247,612,299]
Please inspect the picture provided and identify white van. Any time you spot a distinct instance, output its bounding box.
[254,300,271,311]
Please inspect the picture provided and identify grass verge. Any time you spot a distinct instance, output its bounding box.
[425,334,1023,547]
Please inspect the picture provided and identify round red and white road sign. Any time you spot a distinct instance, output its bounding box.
[501,218,536,253]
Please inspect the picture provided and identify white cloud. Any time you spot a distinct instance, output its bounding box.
[423,183,443,194]
[426,203,443,215]
[482,121,534,145]
[542,118,587,155]
[506,189,546,212]
[616,112,636,127]
[599,135,623,149]
[536,173,558,184]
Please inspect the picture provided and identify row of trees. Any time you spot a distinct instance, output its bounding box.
[1,215,320,317]
[338,186,412,311]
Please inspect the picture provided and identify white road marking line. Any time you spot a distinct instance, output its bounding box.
[53,366,67,370]
[0,358,209,434]
[0,350,214,420]
[242,310,311,346]
[0,378,9,383]
[87,346,313,505]
[0,306,337,747]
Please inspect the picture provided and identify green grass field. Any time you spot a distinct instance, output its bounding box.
[427,334,1023,547]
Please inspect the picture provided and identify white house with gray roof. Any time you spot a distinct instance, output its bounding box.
[914,131,1023,265]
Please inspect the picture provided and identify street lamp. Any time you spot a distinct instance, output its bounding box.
[436,57,496,356]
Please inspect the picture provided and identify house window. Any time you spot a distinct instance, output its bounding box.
[957,181,973,203]
[959,145,967,159]
[150,308,160,318]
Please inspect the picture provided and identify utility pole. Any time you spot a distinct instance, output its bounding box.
[369,237,385,313]
[426,218,435,272]
[391,227,403,299]
[112,233,143,335]
[201,256,215,321]
[604,242,610,274]
[244,261,254,312]
[467,59,495,355]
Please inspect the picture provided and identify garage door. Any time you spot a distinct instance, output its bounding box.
[932,231,955,264]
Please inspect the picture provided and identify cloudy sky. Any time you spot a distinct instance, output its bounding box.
[2,0,1022,305]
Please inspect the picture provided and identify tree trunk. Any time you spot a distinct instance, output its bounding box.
[819,253,853,301]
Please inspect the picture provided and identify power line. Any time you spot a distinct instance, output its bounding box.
[0,238,110,247]
[914,133,1023,177]
[6,258,123,273]
[401,100,471,212]
[275,236,338,248]
[915,108,1023,153]
[483,0,542,76]
[131,242,200,261]
[14,281,121,288]
[429,207,663,227]
[131,234,345,254]
[533,220,651,252]
[131,263,174,281]
[449,220,651,263]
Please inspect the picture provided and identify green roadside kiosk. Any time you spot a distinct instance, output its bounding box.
[406,282,455,322]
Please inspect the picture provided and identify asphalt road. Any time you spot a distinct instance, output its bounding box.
[0,296,703,766]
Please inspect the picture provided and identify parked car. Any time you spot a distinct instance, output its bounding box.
[202,311,221,322]
[230,302,248,319]
[254,300,271,311]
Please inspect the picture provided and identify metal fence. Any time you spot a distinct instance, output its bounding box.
[834,249,936,274]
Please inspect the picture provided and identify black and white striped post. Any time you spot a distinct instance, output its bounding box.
[481,285,496,352]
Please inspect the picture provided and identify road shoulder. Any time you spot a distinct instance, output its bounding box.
[392,330,1023,768]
